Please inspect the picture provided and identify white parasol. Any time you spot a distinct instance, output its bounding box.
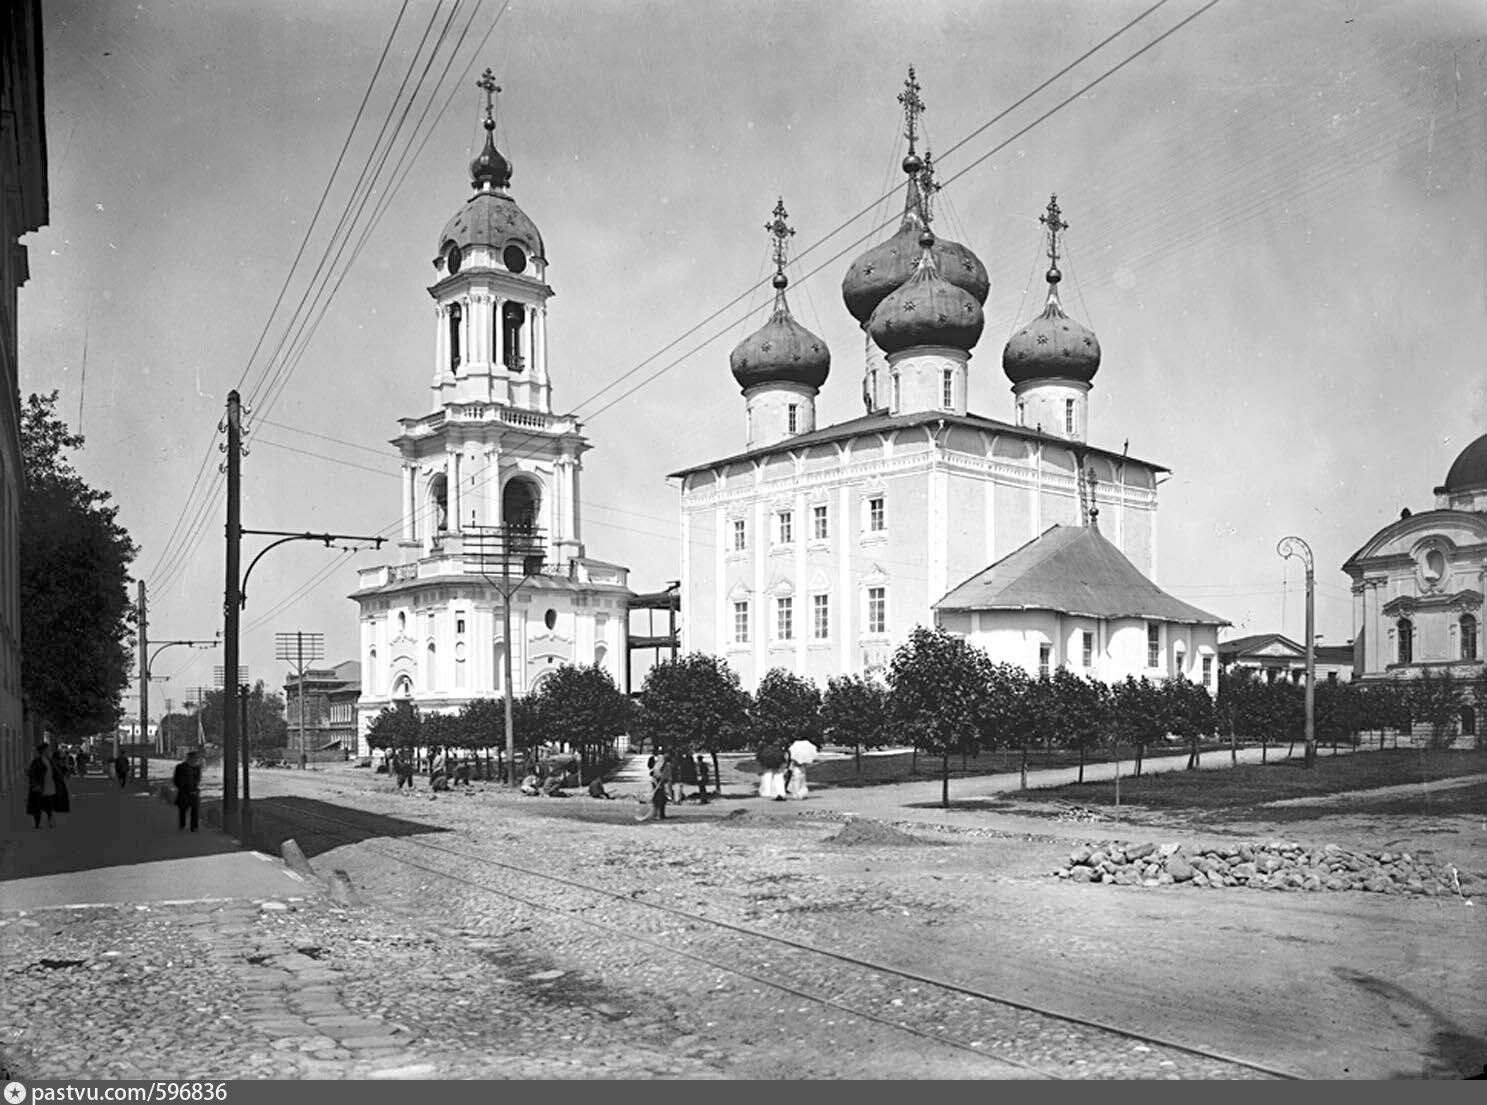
[787,739,819,766]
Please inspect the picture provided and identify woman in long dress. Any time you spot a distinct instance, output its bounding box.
[786,760,809,799]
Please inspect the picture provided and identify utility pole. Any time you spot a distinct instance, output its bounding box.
[137,579,149,780]
[275,632,324,769]
[222,390,242,824]
[1277,536,1317,768]
[239,681,252,838]
[468,524,546,786]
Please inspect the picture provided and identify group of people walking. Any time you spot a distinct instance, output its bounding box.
[644,751,712,820]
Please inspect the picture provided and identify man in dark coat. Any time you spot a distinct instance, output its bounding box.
[114,751,130,787]
[173,751,202,832]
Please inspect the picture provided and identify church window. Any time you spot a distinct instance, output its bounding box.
[1065,399,1075,435]
[733,601,750,644]
[1462,614,1478,662]
[942,369,954,409]
[1397,618,1413,664]
[456,618,465,635]
[426,642,437,688]
[448,304,462,372]
[788,403,799,434]
[1202,655,1213,687]
[893,374,901,410]
[777,510,793,545]
[812,504,829,541]
[1082,631,1094,669]
[1038,643,1051,679]
[812,594,829,640]
[1146,623,1161,668]
[1016,401,1024,426]
[868,496,885,533]
[732,519,746,551]
[502,301,526,370]
[867,587,887,634]
[775,596,794,641]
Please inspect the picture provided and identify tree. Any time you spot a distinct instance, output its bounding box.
[751,668,823,750]
[1411,669,1466,748]
[367,702,421,758]
[821,672,890,773]
[19,391,138,739]
[535,663,632,780]
[886,626,990,808]
[638,652,750,792]
[1163,675,1215,770]
[456,698,507,778]
[1049,668,1108,782]
[1111,676,1165,776]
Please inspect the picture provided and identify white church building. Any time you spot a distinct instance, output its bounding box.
[672,72,1201,692]
[351,71,630,755]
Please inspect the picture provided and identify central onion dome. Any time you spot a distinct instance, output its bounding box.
[436,68,544,266]
[1438,431,1487,495]
[842,153,989,325]
[867,231,985,354]
[731,270,831,391]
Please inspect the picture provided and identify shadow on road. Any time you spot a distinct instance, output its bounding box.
[219,796,450,860]
[1334,967,1487,1078]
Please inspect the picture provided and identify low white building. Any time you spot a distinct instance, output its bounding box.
[934,524,1226,691]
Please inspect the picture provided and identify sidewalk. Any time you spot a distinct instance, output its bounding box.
[0,773,306,911]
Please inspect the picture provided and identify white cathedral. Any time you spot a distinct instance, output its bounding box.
[351,71,630,755]
[673,71,1223,692]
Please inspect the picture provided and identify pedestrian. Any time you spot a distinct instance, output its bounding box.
[430,746,449,791]
[76,749,90,776]
[649,751,672,821]
[26,743,60,832]
[587,776,614,799]
[173,750,203,832]
[395,751,415,790]
[695,754,710,803]
[113,750,130,788]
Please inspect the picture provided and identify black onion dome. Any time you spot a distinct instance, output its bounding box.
[866,236,984,354]
[469,128,512,191]
[730,278,831,391]
[1440,432,1487,494]
[843,219,989,325]
[1002,274,1101,385]
[437,190,545,263]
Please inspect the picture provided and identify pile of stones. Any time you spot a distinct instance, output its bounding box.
[1054,839,1476,897]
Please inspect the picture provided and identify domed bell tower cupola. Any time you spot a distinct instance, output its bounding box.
[1003,195,1101,443]
[730,199,831,449]
[428,67,552,414]
[841,68,988,415]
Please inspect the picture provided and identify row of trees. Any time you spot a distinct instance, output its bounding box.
[156,683,289,756]
[377,629,1482,806]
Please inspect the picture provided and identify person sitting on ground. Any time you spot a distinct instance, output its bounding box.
[541,770,567,797]
[519,771,541,796]
[454,759,472,787]
[587,776,614,799]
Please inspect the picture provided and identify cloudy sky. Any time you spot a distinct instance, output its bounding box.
[18,0,1486,715]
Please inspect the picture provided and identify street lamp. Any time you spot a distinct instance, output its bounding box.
[140,635,218,779]
[466,523,547,786]
[1277,535,1316,768]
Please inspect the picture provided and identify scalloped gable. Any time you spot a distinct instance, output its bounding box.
[1341,509,1487,573]
[936,525,1226,625]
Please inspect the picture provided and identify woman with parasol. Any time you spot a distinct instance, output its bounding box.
[785,739,818,798]
[756,743,788,800]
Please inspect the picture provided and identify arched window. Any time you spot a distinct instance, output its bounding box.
[426,642,437,689]
[1397,618,1413,664]
[1462,705,1477,737]
[1461,613,1478,662]
[502,302,525,370]
[448,303,462,372]
[430,473,449,532]
[502,478,540,533]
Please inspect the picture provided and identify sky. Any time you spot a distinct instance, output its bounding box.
[17,0,1487,720]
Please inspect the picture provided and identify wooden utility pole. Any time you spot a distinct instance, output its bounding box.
[137,580,149,780]
[222,391,242,823]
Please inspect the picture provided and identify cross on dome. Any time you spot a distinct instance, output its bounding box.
[766,197,795,282]
[898,66,925,155]
[1040,193,1068,276]
[476,67,502,130]
[918,150,941,225]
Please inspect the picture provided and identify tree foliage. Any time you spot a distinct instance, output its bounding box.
[19,391,138,738]
[886,626,990,807]
[821,672,890,772]
[637,652,750,756]
[534,663,632,767]
[751,667,823,750]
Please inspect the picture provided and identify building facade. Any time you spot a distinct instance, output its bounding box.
[283,659,361,763]
[1343,432,1487,743]
[1,1,47,794]
[673,77,1165,692]
[351,72,631,756]
[1217,633,1355,685]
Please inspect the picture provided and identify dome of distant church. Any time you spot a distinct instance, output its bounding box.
[1440,431,1487,494]
[730,274,831,391]
[843,218,989,326]
[866,232,984,355]
[1002,268,1101,385]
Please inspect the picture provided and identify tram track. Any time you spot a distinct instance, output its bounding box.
[246,796,1296,1080]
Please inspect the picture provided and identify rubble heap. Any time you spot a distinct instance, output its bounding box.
[1053,839,1476,897]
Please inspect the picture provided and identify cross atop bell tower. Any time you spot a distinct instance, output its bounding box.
[477,67,501,125]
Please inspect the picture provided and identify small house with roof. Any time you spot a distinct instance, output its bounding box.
[1216,633,1355,685]
[935,525,1226,691]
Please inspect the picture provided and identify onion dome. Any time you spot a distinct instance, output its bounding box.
[730,200,831,391]
[841,70,989,324]
[1003,195,1101,385]
[436,69,544,267]
[867,230,985,354]
[1438,432,1487,495]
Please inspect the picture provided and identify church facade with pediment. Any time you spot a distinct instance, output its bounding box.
[1343,431,1487,742]
[349,72,630,754]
